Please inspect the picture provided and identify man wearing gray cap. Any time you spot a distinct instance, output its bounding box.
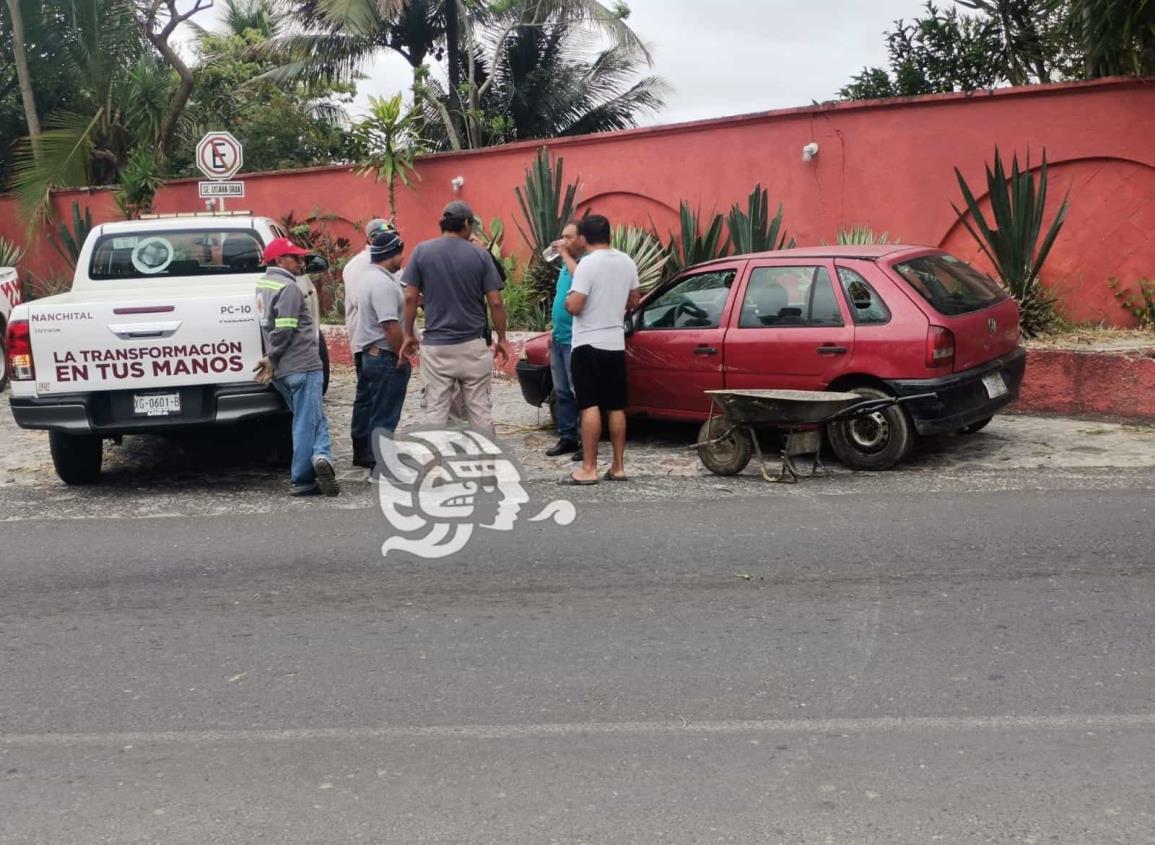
[400,200,511,433]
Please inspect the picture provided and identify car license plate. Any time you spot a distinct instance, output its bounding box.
[982,372,1008,399]
[134,393,181,416]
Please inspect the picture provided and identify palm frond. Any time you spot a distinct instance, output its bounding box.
[11,110,103,225]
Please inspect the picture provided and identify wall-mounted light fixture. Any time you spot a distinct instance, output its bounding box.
[802,142,819,162]
[451,175,465,192]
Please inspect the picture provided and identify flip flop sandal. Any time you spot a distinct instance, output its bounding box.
[559,474,599,486]
[603,470,629,482]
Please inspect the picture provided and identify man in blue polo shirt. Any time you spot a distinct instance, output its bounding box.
[546,221,585,459]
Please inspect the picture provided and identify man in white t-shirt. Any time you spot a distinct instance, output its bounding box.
[562,214,641,485]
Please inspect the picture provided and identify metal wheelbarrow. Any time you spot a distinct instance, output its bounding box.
[696,389,936,483]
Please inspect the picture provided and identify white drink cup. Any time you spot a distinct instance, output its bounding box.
[542,244,560,262]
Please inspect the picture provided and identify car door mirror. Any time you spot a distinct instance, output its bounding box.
[624,311,637,337]
[305,255,329,274]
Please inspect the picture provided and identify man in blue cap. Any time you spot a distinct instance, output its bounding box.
[350,229,409,467]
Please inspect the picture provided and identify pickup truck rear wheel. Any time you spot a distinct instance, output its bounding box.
[49,431,103,484]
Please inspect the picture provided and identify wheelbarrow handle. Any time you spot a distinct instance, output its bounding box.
[825,391,938,423]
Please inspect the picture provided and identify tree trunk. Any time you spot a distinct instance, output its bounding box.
[444,0,465,143]
[5,0,42,152]
[144,30,194,156]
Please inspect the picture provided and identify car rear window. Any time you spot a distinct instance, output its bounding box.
[890,254,1008,316]
[89,230,264,280]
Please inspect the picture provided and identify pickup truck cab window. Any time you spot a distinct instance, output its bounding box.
[89,230,265,280]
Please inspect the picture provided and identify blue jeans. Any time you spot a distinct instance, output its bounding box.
[551,340,579,442]
[352,349,411,440]
[273,369,333,487]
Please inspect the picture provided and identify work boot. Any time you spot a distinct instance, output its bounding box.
[312,456,341,497]
[351,437,375,468]
[546,438,580,457]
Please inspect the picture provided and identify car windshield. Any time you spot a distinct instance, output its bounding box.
[890,254,1008,316]
[89,230,264,280]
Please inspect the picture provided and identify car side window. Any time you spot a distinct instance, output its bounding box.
[738,266,843,328]
[637,270,736,330]
[837,267,891,325]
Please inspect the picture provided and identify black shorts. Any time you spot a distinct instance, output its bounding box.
[570,345,628,411]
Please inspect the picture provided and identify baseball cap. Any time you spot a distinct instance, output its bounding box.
[442,200,474,220]
[365,218,390,238]
[369,229,404,258]
[262,237,309,263]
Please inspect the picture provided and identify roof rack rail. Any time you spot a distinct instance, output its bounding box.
[139,211,254,219]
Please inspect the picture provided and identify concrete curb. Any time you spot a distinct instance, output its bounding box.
[322,325,1155,423]
[1014,346,1155,423]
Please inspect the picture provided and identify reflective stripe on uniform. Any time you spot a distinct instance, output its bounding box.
[256,278,286,290]
[274,317,299,328]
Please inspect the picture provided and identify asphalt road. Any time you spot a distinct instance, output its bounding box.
[2,482,1154,844]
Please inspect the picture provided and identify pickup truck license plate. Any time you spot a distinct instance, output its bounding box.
[134,393,181,416]
[981,372,1008,399]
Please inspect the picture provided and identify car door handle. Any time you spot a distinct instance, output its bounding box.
[816,345,847,355]
[693,346,718,356]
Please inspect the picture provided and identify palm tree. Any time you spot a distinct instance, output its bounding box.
[221,0,280,37]
[351,93,427,224]
[472,13,666,143]
[4,0,41,144]
[270,0,651,149]
[8,2,176,221]
[1064,0,1155,76]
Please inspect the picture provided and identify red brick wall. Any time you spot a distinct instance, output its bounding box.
[2,78,1152,325]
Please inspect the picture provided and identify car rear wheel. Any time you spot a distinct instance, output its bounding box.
[49,431,103,485]
[827,386,914,471]
[697,415,754,476]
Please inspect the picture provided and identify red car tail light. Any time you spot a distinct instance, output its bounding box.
[926,325,955,370]
[5,319,35,381]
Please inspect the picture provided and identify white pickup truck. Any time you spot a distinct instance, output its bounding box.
[4,214,329,484]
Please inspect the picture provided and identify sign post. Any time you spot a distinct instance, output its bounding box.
[195,131,244,211]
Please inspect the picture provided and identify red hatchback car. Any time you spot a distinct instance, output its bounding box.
[516,246,1027,470]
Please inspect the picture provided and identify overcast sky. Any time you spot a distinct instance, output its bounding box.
[190,0,933,125]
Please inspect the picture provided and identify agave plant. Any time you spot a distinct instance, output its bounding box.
[514,146,579,255]
[836,226,892,245]
[514,146,580,300]
[612,225,667,291]
[0,237,24,268]
[51,202,94,268]
[953,147,1069,336]
[727,185,794,254]
[663,201,729,278]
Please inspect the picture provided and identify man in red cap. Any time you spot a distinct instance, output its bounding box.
[254,237,340,497]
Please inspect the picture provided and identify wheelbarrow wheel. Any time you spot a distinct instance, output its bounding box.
[697,416,754,476]
[827,386,914,471]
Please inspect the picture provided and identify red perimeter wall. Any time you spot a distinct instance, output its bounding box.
[1,78,1152,325]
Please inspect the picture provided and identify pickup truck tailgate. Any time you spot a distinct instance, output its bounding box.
[28,290,262,395]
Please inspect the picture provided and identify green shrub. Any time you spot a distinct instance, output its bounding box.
[1109,278,1155,329]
